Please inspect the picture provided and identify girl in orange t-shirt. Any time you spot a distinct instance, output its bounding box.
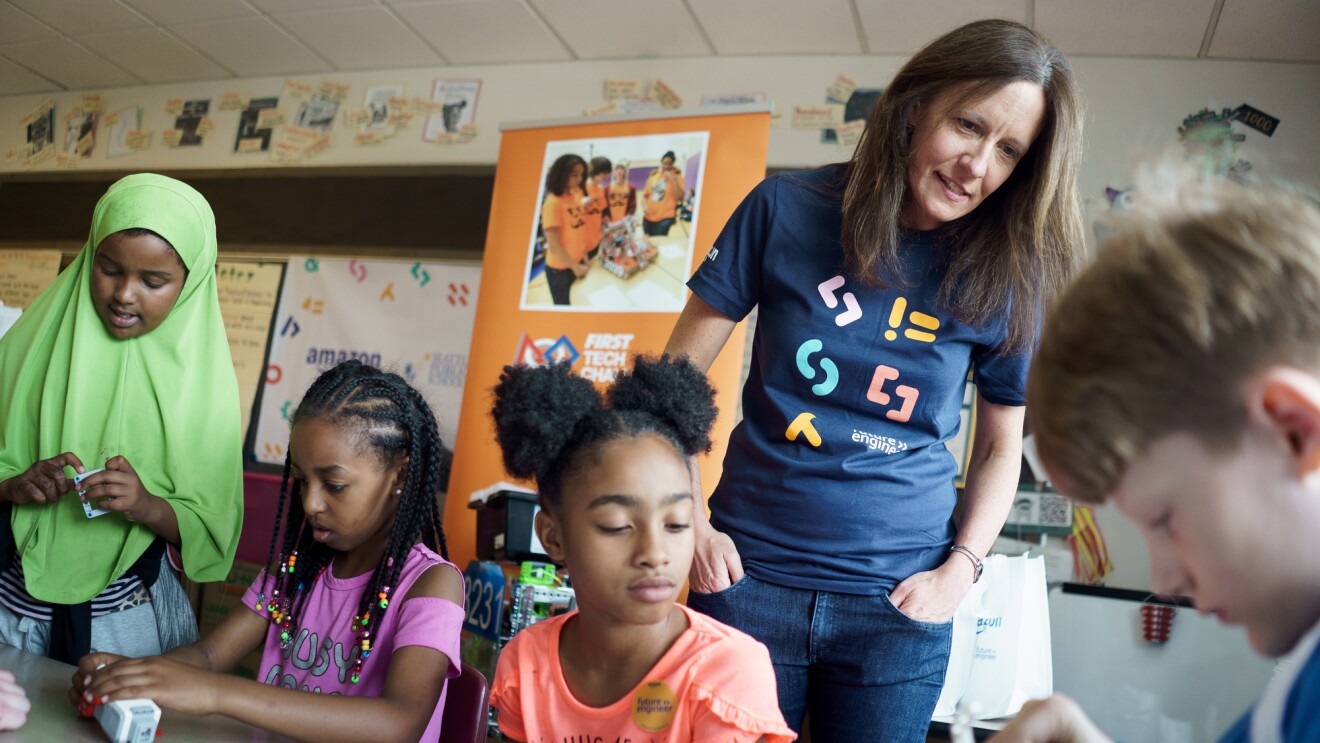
[643,150,686,237]
[489,357,796,743]
[540,154,592,305]
[607,162,637,224]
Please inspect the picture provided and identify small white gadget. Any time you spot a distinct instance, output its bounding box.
[73,468,110,518]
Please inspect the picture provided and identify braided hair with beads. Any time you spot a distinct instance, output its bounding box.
[256,360,451,684]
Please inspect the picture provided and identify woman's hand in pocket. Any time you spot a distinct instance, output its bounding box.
[689,527,744,594]
[890,560,972,623]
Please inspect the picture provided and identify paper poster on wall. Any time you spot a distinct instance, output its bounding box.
[107,106,142,158]
[822,87,882,144]
[0,250,61,309]
[294,94,339,133]
[253,257,481,465]
[62,108,97,159]
[234,97,278,153]
[444,106,770,569]
[24,100,55,159]
[520,132,708,313]
[173,99,210,147]
[216,261,284,441]
[363,84,403,134]
[423,79,480,141]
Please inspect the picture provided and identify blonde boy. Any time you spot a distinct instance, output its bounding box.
[992,174,1320,743]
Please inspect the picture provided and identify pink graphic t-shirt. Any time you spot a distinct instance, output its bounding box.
[242,543,464,741]
[491,604,796,743]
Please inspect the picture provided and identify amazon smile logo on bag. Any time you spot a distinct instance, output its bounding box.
[976,616,1002,635]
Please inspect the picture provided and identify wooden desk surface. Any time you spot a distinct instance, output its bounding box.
[0,645,290,742]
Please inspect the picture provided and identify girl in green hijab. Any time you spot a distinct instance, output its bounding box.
[0,173,243,663]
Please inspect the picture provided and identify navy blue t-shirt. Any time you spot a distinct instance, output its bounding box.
[688,165,1030,594]
[1218,630,1320,743]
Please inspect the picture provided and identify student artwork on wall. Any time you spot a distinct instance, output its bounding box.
[362,84,403,134]
[215,261,284,441]
[422,79,480,142]
[252,256,481,465]
[822,87,883,145]
[520,132,709,313]
[173,99,210,147]
[234,97,278,153]
[106,106,142,158]
[294,94,339,133]
[62,107,97,159]
[24,100,55,159]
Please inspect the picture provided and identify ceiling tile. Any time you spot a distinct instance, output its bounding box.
[0,38,138,89]
[528,0,712,58]
[0,55,60,95]
[393,0,570,64]
[247,0,376,14]
[172,17,328,76]
[0,4,59,47]
[1210,0,1320,63]
[853,0,1027,55]
[276,7,444,69]
[688,0,860,55]
[1036,0,1213,58]
[121,0,255,26]
[8,0,147,36]
[77,27,231,83]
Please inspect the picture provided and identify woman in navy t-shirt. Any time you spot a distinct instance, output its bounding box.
[665,19,1086,742]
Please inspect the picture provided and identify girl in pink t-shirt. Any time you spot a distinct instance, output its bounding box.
[489,356,796,743]
[73,361,465,743]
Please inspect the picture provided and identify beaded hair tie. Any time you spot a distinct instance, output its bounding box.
[259,551,396,684]
[348,556,394,684]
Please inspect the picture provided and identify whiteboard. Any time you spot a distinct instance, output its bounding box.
[1050,585,1274,742]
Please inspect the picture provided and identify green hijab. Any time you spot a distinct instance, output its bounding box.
[0,173,242,604]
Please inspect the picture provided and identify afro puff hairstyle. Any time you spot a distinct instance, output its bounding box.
[490,354,717,511]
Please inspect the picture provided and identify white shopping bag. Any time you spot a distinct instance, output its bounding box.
[934,580,988,716]
[956,554,1053,718]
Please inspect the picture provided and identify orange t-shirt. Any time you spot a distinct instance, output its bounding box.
[607,181,636,223]
[541,188,591,269]
[491,605,796,743]
[583,180,607,255]
[643,169,681,222]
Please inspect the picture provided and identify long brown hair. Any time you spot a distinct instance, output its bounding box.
[842,19,1085,352]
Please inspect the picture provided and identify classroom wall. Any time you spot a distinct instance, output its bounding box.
[3,52,1317,592]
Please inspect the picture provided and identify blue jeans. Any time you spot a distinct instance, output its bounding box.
[688,574,952,743]
[643,217,675,236]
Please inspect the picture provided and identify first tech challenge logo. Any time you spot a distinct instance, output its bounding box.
[514,331,637,381]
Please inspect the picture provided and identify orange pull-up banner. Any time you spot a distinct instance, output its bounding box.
[445,106,772,569]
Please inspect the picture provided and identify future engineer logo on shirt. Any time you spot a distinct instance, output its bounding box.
[632,680,678,732]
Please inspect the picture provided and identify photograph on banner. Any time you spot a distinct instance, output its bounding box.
[252,256,480,465]
[520,131,709,313]
[423,79,481,141]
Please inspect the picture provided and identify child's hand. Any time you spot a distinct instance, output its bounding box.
[79,456,161,524]
[70,652,127,709]
[2,452,83,505]
[572,258,590,278]
[80,656,219,717]
[988,695,1113,743]
[0,670,30,731]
